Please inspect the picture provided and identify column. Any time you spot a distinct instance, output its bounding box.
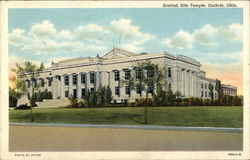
[184,70,188,97]
[85,72,90,93]
[52,76,56,99]
[181,69,185,96]
[191,72,194,97]
[77,73,81,99]
[99,72,102,86]
[196,72,200,97]
[69,74,73,97]
[119,70,124,98]
[193,72,196,97]
[186,70,190,97]
[178,68,182,93]
[172,67,177,92]
[108,71,113,94]
[95,71,100,89]
[130,69,136,97]
[60,75,65,99]
[29,80,33,98]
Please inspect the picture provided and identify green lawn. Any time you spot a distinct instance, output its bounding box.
[9,106,243,128]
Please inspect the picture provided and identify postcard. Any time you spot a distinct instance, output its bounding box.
[0,1,249,159]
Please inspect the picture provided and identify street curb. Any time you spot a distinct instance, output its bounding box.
[9,123,243,133]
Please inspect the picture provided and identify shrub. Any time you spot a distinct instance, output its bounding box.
[128,102,135,107]
[68,95,78,107]
[181,98,189,106]
[78,100,85,108]
[135,98,153,107]
[36,90,43,102]
[30,94,37,107]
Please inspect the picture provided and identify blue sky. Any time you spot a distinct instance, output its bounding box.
[8,8,243,93]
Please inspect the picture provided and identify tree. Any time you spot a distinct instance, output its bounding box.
[97,85,106,107]
[104,86,113,105]
[9,87,22,107]
[208,82,214,101]
[166,87,175,106]
[11,61,45,121]
[152,86,167,106]
[215,79,223,100]
[121,60,165,124]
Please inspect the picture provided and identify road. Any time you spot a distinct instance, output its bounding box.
[9,125,243,151]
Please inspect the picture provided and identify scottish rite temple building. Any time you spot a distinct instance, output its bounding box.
[23,48,237,103]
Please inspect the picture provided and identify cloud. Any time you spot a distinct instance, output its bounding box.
[21,40,84,55]
[218,23,243,42]
[9,28,27,46]
[119,43,143,53]
[30,20,57,38]
[58,30,75,41]
[162,30,194,49]
[162,23,242,49]
[193,24,218,46]
[109,18,154,44]
[77,24,107,40]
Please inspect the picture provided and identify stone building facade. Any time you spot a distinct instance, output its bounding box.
[23,48,237,103]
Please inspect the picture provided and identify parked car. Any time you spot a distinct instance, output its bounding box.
[14,104,30,110]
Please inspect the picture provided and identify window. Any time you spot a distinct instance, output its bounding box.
[125,70,130,80]
[201,83,203,89]
[214,92,217,98]
[125,86,130,95]
[65,91,69,97]
[81,74,85,84]
[64,75,69,86]
[48,78,52,86]
[168,67,171,78]
[90,88,94,92]
[205,84,207,89]
[33,80,37,87]
[124,99,128,104]
[27,81,30,88]
[114,71,120,81]
[201,91,203,97]
[205,91,207,97]
[90,73,95,83]
[147,68,154,78]
[81,88,85,98]
[73,74,77,85]
[41,79,44,87]
[168,84,171,89]
[136,85,142,94]
[115,87,120,96]
[73,89,77,98]
[136,69,142,79]
[148,85,154,94]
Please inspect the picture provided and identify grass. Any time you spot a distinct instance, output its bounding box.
[9,106,243,128]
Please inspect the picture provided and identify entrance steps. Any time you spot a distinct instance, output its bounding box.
[36,99,70,108]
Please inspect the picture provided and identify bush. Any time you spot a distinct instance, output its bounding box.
[135,98,153,107]
[128,102,135,107]
[30,94,37,107]
[68,95,78,107]
[78,100,85,108]
[181,98,189,106]
[36,90,43,102]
